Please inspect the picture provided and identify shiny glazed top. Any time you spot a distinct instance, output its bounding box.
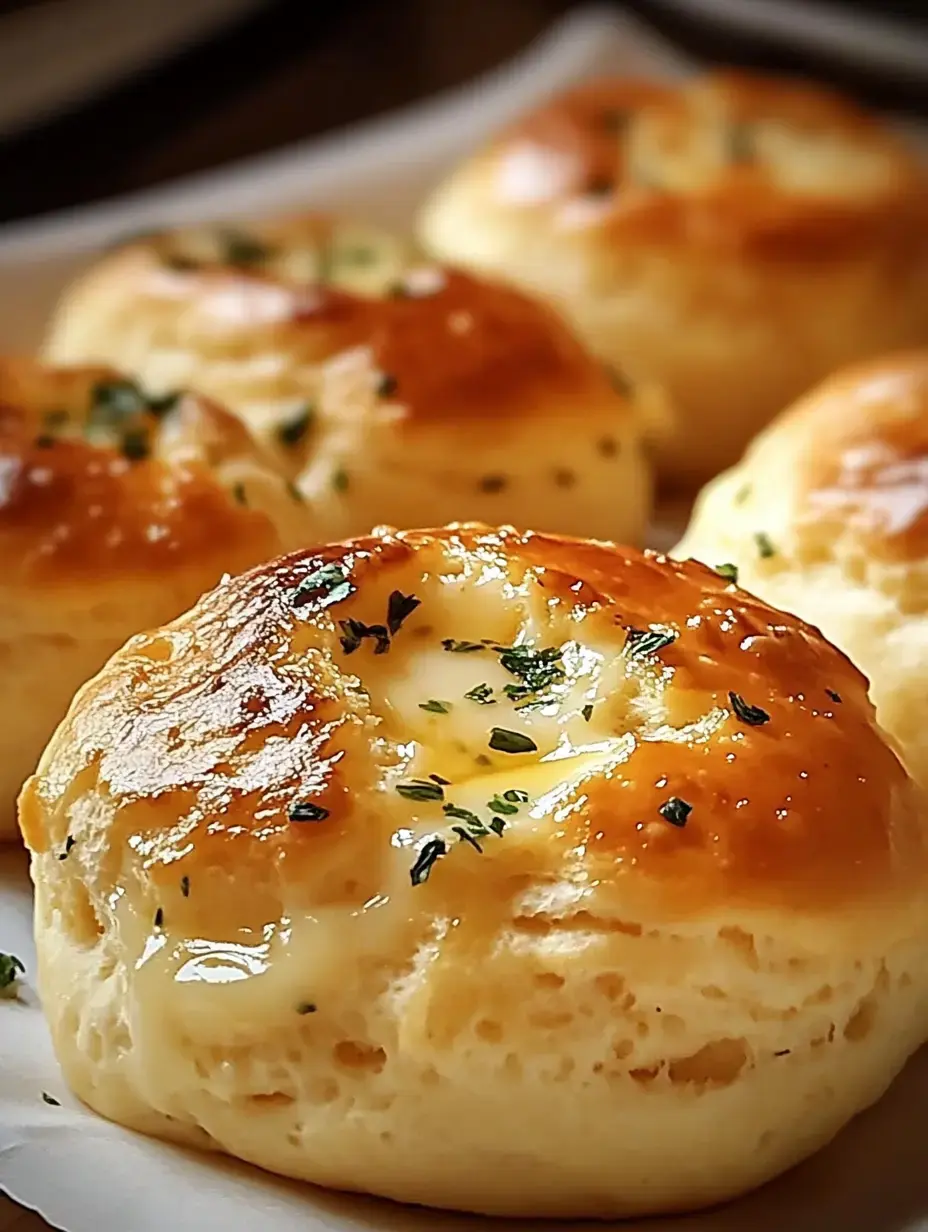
[484,72,927,254]
[93,218,626,427]
[772,352,928,560]
[0,357,280,585]
[21,525,927,937]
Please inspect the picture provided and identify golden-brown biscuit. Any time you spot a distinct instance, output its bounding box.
[0,356,308,835]
[419,73,928,485]
[22,523,928,1217]
[45,218,650,541]
[44,215,419,470]
[675,350,928,783]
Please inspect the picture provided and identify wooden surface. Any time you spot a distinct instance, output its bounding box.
[0,1196,48,1230]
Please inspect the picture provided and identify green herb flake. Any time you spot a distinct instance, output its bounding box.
[623,627,676,659]
[503,789,528,803]
[479,474,507,493]
[291,561,354,609]
[715,563,739,584]
[498,644,565,696]
[57,835,76,861]
[154,907,164,929]
[754,532,775,559]
[419,699,451,714]
[386,590,420,635]
[429,773,451,785]
[121,429,150,462]
[581,703,594,722]
[464,682,495,705]
[276,405,314,448]
[0,953,25,994]
[442,639,487,653]
[289,801,330,823]
[42,1092,61,1106]
[728,692,771,727]
[489,727,537,755]
[180,875,190,898]
[396,780,445,803]
[487,794,519,816]
[658,797,692,827]
[332,468,349,492]
[296,1001,317,1015]
[219,228,273,267]
[826,689,842,704]
[410,837,448,886]
[376,373,398,399]
[338,618,390,656]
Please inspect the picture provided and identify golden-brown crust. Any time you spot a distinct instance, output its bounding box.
[54,239,621,428]
[22,524,925,921]
[0,357,280,585]
[772,351,928,559]
[494,72,927,255]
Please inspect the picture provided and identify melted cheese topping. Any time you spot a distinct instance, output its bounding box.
[21,526,928,1036]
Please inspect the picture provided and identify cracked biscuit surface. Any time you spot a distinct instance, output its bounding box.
[22,523,928,1216]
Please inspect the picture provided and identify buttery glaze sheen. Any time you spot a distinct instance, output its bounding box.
[785,353,928,558]
[494,72,926,253]
[0,357,280,584]
[22,525,925,926]
[56,238,623,429]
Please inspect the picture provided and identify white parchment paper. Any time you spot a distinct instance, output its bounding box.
[0,9,926,1229]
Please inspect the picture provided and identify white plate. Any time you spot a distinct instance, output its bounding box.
[0,9,926,1230]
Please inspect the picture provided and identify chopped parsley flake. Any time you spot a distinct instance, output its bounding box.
[121,429,150,462]
[386,590,420,635]
[429,774,451,785]
[728,691,771,726]
[410,837,448,886]
[277,405,314,448]
[419,699,451,714]
[623,627,676,659]
[754,532,776,559]
[396,780,445,803]
[291,561,354,608]
[442,639,486,653]
[479,474,507,493]
[218,228,273,266]
[42,1092,61,1106]
[289,802,330,823]
[154,907,164,929]
[338,618,390,656]
[658,797,692,827]
[487,794,520,816]
[57,835,75,861]
[826,689,842,704]
[180,875,190,898]
[581,703,594,722]
[376,373,398,399]
[231,482,247,506]
[715,563,739,584]
[489,727,537,755]
[296,1002,317,1015]
[464,682,495,704]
